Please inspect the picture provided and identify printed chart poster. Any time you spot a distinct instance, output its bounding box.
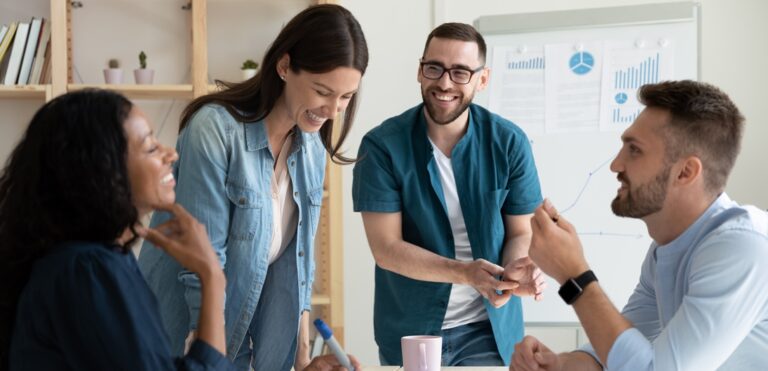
[544,42,603,133]
[599,42,674,131]
[488,46,545,136]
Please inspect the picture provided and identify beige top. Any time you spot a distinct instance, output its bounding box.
[268,132,298,264]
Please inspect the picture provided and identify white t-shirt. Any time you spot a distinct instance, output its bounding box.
[268,133,298,264]
[429,139,488,329]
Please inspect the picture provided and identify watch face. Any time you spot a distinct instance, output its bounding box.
[558,270,597,305]
[558,278,582,305]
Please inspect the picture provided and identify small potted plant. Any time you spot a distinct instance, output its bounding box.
[103,58,123,84]
[134,51,154,84]
[241,59,259,81]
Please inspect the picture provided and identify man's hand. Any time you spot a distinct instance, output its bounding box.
[529,200,589,284]
[302,354,361,371]
[510,336,561,371]
[503,257,546,301]
[463,259,520,308]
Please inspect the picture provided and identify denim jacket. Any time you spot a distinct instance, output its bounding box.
[138,104,325,364]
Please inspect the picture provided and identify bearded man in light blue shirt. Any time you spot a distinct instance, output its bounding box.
[511,80,768,371]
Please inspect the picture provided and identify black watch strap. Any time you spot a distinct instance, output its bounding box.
[558,270,598,305]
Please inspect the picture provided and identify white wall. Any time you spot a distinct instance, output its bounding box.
[341,0,768,365]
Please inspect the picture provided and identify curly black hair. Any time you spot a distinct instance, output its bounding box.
[0,89,140,368]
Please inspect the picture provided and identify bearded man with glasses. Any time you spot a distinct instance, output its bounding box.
[353,22,545,367]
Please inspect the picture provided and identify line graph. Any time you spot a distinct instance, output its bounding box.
[550,154,646,240]
[560,156,613,215]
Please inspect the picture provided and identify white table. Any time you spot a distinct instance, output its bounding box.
[360,367,507,371]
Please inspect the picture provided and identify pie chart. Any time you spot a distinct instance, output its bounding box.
[569,51,594,75]
[615,92,628,104]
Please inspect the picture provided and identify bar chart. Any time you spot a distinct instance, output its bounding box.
[600,47,673,130]
[613,53,660,89]
[612,107,642,124]
[507,56,545,70]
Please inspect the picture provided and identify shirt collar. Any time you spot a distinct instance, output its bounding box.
[654,192,733,258]
[244,120,305,152]
[415,103,476,157]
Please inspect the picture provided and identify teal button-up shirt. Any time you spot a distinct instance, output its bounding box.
[352,103,542,365]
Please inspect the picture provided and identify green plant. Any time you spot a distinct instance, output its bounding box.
[138,51,147,69]
[108,59,119,69]
[241,59,259,70]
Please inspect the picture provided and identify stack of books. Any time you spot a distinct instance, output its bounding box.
[0,17,52,86]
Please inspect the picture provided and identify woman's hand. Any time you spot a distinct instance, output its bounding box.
[140,203,227,355]
[139,203,221,280]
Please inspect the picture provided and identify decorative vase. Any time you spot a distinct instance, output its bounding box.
[241,68,257,81]
[134,69,155,84]
[103,69,123,84]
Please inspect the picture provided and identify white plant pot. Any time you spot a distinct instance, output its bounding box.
[103,69,123,84]
[134,69,155,84]
[241,68,258,81]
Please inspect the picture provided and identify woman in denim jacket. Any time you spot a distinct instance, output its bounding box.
[137,4,367,371]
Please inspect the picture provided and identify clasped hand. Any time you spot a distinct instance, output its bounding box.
[529,199,589,285]
[464,256,545,308]
[503,256,546,301]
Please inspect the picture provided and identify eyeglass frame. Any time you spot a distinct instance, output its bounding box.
[419,60,485,85]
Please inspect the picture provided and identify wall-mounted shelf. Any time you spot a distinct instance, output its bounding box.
[0,85,51,100]
[68,84,194,99]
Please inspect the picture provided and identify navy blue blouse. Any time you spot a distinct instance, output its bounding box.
[9,241,233,371]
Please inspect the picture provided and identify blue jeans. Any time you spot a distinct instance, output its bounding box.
[379,320,504,366]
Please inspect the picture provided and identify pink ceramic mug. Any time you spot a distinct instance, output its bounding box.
[401,335,442,371]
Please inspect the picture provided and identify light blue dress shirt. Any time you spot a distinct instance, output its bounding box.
[581,193,768,370]
[138,104,326,369]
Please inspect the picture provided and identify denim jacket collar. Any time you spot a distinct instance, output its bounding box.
[244,120,306,153]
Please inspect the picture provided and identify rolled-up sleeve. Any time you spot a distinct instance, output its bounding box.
[352,134,401,213]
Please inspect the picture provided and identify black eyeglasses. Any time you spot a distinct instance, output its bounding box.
[419,61,484,85]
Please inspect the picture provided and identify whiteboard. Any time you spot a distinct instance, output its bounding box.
[473,2,700,322]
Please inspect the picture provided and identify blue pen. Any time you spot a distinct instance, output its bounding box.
[313,318,355,371]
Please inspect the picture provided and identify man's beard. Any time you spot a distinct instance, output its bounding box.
[421,88,473,125]
[611,164,671,218]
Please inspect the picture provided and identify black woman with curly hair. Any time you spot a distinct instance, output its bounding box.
[0,89,232,370]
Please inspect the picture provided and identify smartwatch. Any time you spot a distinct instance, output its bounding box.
[558,270,597,305]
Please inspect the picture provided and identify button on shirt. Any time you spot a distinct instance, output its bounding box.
[580,193,768,370]
[352,103,542,365]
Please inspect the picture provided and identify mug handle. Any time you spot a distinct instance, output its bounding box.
[419,343,427,371]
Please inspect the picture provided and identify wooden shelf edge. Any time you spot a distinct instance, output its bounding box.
[67,84,194,99]
[311,294,331,305]
[0,85,49,99]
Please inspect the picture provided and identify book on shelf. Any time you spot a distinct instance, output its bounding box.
[17,18,43,85]
[2,20,30,86]
[28,19,50,85]
[0,22,19,81]
[0,25,9,47]
[39,34,52,84]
